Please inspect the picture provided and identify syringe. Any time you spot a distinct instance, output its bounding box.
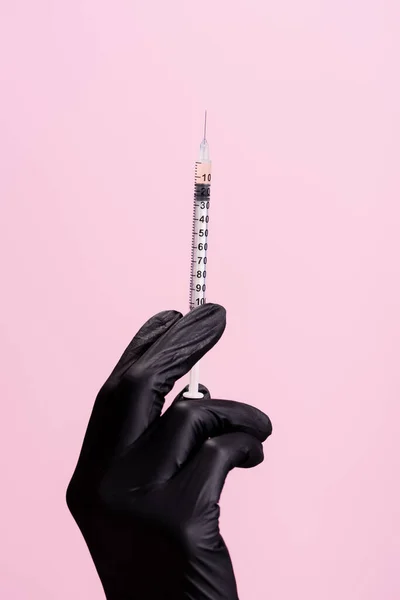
[183,112,212,400]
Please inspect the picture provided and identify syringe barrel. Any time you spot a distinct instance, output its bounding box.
[183,126,212,400]
[189,160,212,310]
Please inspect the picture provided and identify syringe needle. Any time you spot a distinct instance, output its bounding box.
[204,110,207,141]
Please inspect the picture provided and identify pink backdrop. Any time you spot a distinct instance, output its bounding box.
[1,2,399,599]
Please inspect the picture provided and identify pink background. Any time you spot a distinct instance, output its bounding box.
[1,1,399,599]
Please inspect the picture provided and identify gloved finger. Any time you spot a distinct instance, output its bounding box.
[103,310,183,390]
[172,432,265,505]
[70,310,182,472]
[115,303,226,452]
[137,397,271,482]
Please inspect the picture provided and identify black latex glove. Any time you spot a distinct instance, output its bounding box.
[67,304,272,600]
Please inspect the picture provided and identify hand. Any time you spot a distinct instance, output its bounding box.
[67,304,272,600]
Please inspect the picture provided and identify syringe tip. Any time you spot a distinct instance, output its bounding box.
[199,111,210,161]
